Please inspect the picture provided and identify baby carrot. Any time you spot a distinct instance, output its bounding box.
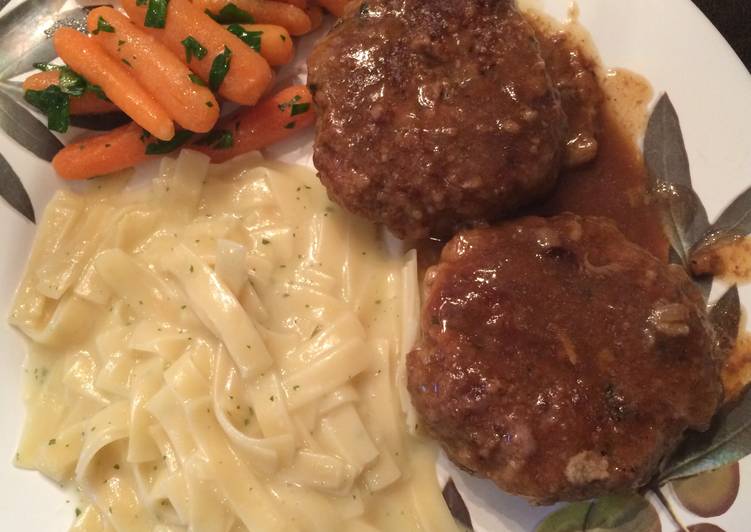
[192,85,314,163]
[87,7,219,133]
[276,0,307,9]
[53,28,174,140]
[121,0,273,106]
[194,0,312,36]
[318,0,350,17]
[23,70,119,115]
[227,24,294,65]
[52,123,150,180]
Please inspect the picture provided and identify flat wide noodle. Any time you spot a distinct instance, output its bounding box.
[10,150,457,532]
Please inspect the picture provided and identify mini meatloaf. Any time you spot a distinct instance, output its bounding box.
[407,214,723,502]
[307,0,567,240]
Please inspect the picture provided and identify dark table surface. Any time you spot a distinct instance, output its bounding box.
[692,0,751,71]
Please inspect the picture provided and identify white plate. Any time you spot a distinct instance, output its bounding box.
[1,0,750,530]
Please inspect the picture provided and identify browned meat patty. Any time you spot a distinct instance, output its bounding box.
[308,0,567,240]
[535,26,603,168]
[407,214,723,502]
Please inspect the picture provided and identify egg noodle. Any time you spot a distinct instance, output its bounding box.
[9,150,458,532]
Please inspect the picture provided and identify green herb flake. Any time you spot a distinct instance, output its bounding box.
[280,34,286,42]
[290,102,310,117]
[227,24,263,53]
[48,438,57,446]
[284,121,295,129]
[117,39,126,46]
[209,46,232,91]
[181,36,207,63]
[278,94,302,112]
[188,73,206,86]
[205,101,214,107]
[136,0,147,5]
[196,129,233,149]
[121,58,132,67]
[145,0,169,29]
[205,3,254,24]
[92,16,115,35]
[25,86,71,133]
[87,84,109,101]
[145,130,193,155]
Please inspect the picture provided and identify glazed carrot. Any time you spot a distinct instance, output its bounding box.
[121,0,272,106]
[53,28,174,140]
[23,71,119,115]
[192,85,315,163]
[318,0,350,17]
[52,123,150,180]
[305,4,323,31]
[276,0,307,9]
[194,0,312,36]
[228,24,294,65]
[87,7,219,133]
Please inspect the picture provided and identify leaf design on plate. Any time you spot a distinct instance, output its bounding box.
[709,285,741,362]
[442,478,473,531]
[536,494,660,532]
[658,386,751,483]
[0,1,90,80]
[0,151,35,223]
[0,90,63,161]
[645,94,710,272]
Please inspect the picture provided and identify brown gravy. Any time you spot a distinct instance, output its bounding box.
[536,105,667,261]
[723,329,751,403]
[692,237,751,283]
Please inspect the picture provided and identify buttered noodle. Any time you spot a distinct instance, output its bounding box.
[10,150,458,532]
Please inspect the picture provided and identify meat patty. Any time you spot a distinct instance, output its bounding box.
[308,0,567,240]
[407,215,723,502]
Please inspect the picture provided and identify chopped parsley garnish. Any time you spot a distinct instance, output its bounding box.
[284,121,295,129]
[188,73,206,86]
[181,36,207,63]
[206,101,213,107]
[209,46,232,91]
[92,16,115,35]
[33,63,86,96]
[278,94,302,113]
[145,130,193,154]
[226,24,263,53]
[145,0,169,29]
[205,3,254,24]
[136,0,147,5]
[280,34,286,42]
[36,63,112,101]
[290,102,310,116]
[87,84,109,101]
[121,58,132,67]
[25,85,71,132]
[196,129,233,149]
